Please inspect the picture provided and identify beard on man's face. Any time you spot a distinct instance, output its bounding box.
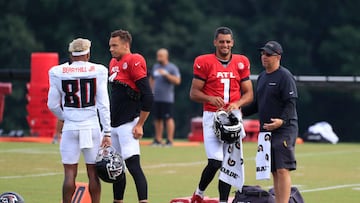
[157,60,166,65]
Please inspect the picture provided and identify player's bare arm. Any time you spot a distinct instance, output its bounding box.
[190,78,225,108]
[56,120,64,137]
[133,111,150,139]
[149,76,155,90]
[227,80,253,111]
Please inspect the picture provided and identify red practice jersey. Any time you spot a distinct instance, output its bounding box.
[109,53,147,91]
[193,54,250,112]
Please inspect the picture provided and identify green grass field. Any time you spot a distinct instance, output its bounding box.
[0,141,359,202]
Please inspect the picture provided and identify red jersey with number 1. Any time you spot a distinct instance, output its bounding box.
[193,54,250,112]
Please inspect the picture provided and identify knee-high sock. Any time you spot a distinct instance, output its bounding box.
[198,159,222,191]
[113,174,126,200]
[218,179,231,201]
[126,155,148,201]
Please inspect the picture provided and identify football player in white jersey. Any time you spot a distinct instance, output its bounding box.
[47,38,111,203]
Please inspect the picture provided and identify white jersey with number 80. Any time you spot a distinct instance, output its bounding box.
[47,61,111,132]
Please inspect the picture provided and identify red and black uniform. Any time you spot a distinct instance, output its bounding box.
[193,54,250,111]
[109,53,153,127]
[109,53,153,201]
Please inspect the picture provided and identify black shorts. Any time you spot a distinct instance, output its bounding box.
[152,101,173,120]
[270,133,297,172]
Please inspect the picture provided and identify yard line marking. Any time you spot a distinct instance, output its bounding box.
[144,161,205,169]
[296,150,360,158]
[0,148,59,154]
[0,172,63,179]
[1,149,358,179]
[301,183,360,193]
[0,161,207,179]
[0,160,206,179]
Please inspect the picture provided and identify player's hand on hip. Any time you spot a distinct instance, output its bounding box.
[208,96,225,108]
[101,136,111,147]
[263,118,284,131]
[132,124,144,139]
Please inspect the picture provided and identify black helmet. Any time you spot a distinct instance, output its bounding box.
[95,146,125,183]
[214,111,243,144]
[0,192,25,203]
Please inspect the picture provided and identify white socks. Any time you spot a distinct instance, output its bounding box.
[195,187,228,202]
[195,187,204,198]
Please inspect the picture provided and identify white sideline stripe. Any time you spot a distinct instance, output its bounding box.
[144,161,205,169]
[0,148,59,154]
[0,161,206,179]
[1,148,359,179]
[295,150,360,158]
[1,147,359,156]
[301,184,360,193]
[0,172,63,179]
[2,172,359,194]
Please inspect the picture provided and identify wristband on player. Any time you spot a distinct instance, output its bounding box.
[104,132,111,138]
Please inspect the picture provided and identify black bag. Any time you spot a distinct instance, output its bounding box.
[233,185,275,203]
[269,187,304,203]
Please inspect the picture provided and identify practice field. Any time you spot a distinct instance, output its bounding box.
[0,141,359,202]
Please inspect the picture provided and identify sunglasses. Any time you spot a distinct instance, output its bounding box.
[261,51,279,57]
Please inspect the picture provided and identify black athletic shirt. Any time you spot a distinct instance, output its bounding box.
[243,66,298,134]
[110,77,153,127]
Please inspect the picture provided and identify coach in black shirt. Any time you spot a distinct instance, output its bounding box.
[243,41,298,203]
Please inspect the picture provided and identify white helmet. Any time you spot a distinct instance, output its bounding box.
[95,146,125,183]
[214,111,243,143]
[0,192,25,203]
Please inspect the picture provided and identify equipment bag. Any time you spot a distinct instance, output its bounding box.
[269,187,304,203]
[233,185,275,203]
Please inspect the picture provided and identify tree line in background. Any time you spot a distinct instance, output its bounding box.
[1,0,359,141]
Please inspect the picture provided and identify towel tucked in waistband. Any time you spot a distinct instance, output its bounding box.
[79,129,93,149]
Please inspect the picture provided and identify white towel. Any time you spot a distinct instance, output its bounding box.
[219,124,246,191]
[256,132,271,180]
[79,129,93,149]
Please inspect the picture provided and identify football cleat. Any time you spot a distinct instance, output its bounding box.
[190,193,203,203]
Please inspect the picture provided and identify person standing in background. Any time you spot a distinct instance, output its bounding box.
[150,48,181,146]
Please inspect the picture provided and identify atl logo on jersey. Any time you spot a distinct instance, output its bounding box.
[216,72,236,78]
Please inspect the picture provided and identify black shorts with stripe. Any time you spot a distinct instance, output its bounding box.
[270,132,297,172]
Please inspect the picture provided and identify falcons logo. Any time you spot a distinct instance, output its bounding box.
[0,194,19,203]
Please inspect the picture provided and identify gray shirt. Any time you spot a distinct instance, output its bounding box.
[151,62,181,103]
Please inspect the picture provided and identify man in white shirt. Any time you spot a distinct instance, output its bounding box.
[47,38,111,203]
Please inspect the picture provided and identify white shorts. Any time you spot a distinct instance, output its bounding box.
[203,110,243,161]
[111,117,140,160]
[60,128,101,164]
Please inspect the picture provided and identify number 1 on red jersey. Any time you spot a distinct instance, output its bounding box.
[220,78,230,103]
